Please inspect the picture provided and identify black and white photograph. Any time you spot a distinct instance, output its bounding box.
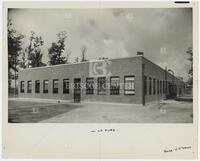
[2,1,198,159]
[8,7,193,123]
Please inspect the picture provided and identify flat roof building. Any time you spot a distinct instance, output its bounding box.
[18,55,186,105]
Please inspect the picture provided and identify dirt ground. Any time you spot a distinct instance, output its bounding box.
[8,99,193,123]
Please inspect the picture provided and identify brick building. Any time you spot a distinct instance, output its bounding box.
[18,55,186,105]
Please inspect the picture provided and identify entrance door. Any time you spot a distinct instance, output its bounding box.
[168,83,177,99]
[74,78,81,103]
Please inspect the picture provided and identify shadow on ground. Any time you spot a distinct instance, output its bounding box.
[8,101,82,123]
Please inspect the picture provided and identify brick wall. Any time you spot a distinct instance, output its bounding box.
[142,57,185,103]
[18,56,185,105]
[18,56,143,104]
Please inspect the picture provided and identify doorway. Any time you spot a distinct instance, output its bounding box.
[74,78,81,103]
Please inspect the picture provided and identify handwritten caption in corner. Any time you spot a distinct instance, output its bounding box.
[164,146,192,153]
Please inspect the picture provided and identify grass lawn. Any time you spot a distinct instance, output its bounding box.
[8,101,82,123]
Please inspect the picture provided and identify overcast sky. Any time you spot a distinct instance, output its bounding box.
[8,8,192,80]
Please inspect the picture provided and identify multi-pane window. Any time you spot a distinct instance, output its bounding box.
[110,76,120,95]
[63,79,69,94]
[149,77,152,95]
[144,76,147,95]
[124,76,135,95]
[43,80,48,93]
[20,81,25,93]
[97,77,106,95]
[157,80,159,94]
[160,80,162,94]
[86,78,94,94]
[153,78,156,95]
[35,80,40,93]
[53,79,58,94]
[27,81,32,93]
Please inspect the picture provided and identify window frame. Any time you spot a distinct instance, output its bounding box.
[53,79,59,94]
[27,80,32,93]
[35,80,40,93]
[149,77,152,95]
[43,80,48,93]
[110,76,120,95]
[160,80,162,94]
[153,78,156,95]
[63,79,70,94]
[124,75,135,95]
[20,81,25,93]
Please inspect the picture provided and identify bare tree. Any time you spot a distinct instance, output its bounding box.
[81,45,87,62]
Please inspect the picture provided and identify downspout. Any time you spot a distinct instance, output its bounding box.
[137,51,145,106]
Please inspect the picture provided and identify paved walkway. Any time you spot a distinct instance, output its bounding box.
[40,100,193,123]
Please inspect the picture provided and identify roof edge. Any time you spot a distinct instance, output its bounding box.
[19,55,143,71]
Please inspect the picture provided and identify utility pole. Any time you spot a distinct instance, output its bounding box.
[168,69,175,98]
